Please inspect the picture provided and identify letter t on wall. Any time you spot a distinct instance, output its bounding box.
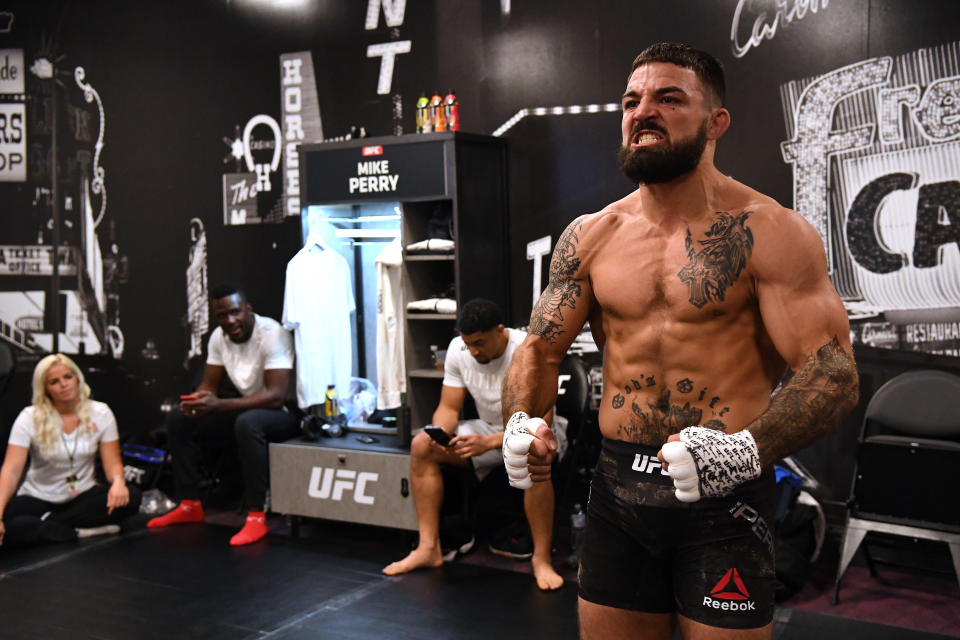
[367,41,412,95]
[527,235,552,310]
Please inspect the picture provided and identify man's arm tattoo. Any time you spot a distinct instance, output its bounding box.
[749,336,859,466]
[529,221,584,344]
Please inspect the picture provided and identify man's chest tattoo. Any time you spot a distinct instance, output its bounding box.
[677,211,754,308]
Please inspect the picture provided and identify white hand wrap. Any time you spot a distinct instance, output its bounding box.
[502,411,547,490]
[661,426,761,503]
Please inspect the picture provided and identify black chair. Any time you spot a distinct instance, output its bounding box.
[833,369,960,603]
[557,354,591,447]
[441,354,594,541]
[555,354,599,511]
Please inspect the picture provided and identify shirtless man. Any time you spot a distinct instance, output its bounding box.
[501,43,858,639]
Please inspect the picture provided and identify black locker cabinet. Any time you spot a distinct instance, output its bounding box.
[298,132,511,436]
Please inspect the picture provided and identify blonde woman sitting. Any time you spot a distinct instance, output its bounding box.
[0,354,141,547]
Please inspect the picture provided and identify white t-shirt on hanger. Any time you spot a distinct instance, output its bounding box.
[375,238,404,409]
[283,242,355,409]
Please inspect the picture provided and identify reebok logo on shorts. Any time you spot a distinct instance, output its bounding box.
[702,568,756,611]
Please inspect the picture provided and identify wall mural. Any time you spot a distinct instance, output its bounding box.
[0,34,123,359]
[219,0,409,228]
[780,41,960,356]
[185,218,208,366]
[221,51,324,227]
[2,0,959,379]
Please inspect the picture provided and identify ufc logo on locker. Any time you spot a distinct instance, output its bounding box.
[307,467,379,504]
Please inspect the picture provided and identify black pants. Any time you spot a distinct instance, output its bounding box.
[165,407,299,510]
[2,484,143,547]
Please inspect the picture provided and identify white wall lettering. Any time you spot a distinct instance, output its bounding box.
[365,0,407,30]
[367,41,412,96]
[730,0,830,58]
[780,41,960,324]
[279,52,323,217]
[526,235,552,309]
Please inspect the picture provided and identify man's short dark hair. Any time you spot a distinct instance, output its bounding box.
[457,298,504,335]
[631,43,725,107]
[211,281,247,303]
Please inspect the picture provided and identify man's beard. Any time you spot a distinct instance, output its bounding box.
[618,120,708,185]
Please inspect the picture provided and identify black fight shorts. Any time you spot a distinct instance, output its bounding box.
[578,438,776,630]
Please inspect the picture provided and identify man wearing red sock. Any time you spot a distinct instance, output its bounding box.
[148,282,298,546]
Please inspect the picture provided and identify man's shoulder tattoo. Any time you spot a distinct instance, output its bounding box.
[529,221,585,344]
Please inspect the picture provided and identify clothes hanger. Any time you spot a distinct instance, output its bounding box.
[305,229,328,252]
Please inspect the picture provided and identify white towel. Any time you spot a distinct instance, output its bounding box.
[406,238,455,252]
[406,297,457,313]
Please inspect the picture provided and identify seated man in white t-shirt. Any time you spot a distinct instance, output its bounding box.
[383,299,564,591]
[147,282,299,546]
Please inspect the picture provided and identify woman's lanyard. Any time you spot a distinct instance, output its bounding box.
[60,429,81,493]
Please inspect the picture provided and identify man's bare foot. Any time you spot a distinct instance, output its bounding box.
[532,556,564,590]
[382,545,444,576]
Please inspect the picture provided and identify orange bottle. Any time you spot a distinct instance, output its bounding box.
[430,90,446,132]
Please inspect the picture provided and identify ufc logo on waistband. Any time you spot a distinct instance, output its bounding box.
[307,467,379,504]
[632,454,669,476]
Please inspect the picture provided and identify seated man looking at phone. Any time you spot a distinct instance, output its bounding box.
[383,299,564,590]
[147,282,299,546]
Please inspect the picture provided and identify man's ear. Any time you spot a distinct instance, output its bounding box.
[707,108,730,140]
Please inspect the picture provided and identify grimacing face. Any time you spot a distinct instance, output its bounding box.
[618,120,708,185]
[618,61,714,184]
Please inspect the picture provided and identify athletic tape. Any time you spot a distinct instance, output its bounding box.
[662,441,700,502]
[669,426,762,501]
[502,412,546,489]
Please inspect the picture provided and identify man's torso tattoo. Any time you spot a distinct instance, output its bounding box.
[613,376,730,445]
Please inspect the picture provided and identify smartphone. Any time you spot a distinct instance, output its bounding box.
[179,394,197,401]
[424,426,453,446]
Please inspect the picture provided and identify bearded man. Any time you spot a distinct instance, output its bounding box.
[500,43,858,640]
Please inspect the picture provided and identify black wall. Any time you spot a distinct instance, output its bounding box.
[3,0,960,503]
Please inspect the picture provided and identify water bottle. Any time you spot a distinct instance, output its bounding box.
[397,392,411,448]
[568,503,586,567]
[324,384,339,417]
[416,90,431,133]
